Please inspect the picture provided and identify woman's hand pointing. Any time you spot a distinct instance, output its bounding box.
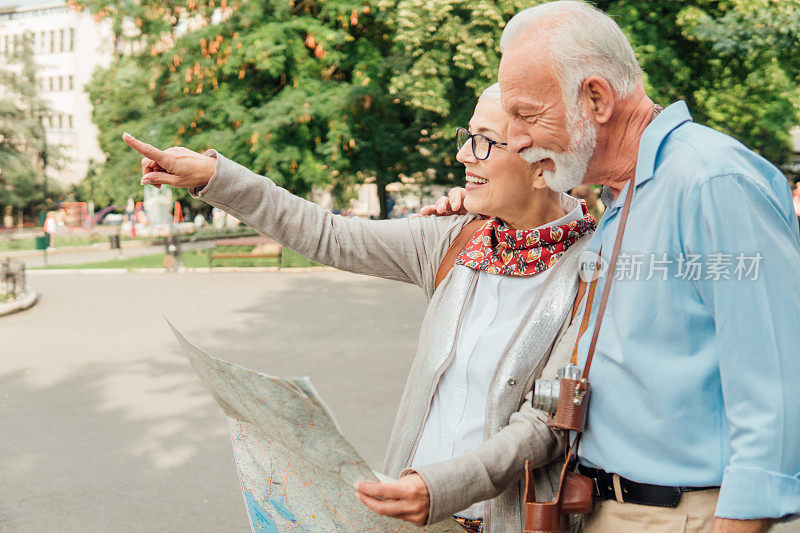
[122,132,217,191]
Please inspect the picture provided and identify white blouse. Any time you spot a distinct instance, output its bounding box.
[411,194,583,519]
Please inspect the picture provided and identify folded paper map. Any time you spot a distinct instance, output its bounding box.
[168,321,461,533]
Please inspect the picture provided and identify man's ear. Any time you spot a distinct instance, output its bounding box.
[581,76,614,124]
[531,164,549,189]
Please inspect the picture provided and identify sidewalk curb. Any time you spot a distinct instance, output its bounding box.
[0,290,39,317]
[27,266,337,275]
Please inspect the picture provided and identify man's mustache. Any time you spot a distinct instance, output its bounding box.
[521,147,560,165]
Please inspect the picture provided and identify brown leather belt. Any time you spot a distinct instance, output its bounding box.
[578,465,719,508]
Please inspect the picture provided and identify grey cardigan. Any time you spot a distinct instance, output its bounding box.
[190,151,591,532]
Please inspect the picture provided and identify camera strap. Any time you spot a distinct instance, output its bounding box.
[570,279,598,365]
[571,174,637,377]
[523,177,638,533]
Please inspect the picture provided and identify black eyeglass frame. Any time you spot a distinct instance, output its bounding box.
[456,127,509,160]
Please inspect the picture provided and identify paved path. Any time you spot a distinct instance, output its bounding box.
[0,271,426,532]
[1,271,797,532]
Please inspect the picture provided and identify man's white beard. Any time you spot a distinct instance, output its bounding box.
[520,102,597,193]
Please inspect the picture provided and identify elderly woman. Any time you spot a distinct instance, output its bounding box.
[123,83,594,532]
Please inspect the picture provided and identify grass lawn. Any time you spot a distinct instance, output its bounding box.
[0,227,259,253]
[0,234,134,252]
[31,249,320,270]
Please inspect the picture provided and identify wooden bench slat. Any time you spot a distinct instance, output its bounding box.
[214,237,278,247]
[209,238,283,269]
[210,253,281,259]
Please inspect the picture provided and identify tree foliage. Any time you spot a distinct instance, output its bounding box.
[78,0,800,213]
[0,35,55,216]
[81,0,420,217]
[599,0,800,163]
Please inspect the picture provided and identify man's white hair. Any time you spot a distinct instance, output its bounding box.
[500,0,642,105]
[479,82,502,102]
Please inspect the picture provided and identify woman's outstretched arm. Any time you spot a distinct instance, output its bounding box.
[122,134,471,294]
[192,150,467,289]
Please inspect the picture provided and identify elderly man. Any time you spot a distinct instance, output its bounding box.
[493,1,800,532]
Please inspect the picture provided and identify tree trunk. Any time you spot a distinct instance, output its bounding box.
[377,176,388,220]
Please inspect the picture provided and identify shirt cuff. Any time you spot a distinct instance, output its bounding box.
[399,468,437,526]
[189,149,220,198]
[715,465,800,519]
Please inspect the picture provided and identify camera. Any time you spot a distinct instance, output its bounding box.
[532,363,590,432]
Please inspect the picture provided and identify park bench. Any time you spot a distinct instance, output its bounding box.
[208,236,283,269]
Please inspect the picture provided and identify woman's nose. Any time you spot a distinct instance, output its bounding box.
[456,141,477,164]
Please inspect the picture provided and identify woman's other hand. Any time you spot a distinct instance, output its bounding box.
[354,473,430,526]
[122,132,216,191]
[418,187,468,216]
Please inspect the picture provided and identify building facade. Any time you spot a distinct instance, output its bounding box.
[0,0,113,188]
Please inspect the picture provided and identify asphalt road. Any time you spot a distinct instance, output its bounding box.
[2,271,797,532]
[1,271,427,532]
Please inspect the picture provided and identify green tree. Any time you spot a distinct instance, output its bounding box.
[385,0,800,173]
[0,33,57,223]
[376,0,536,184]
[80,0,421,218]
[79,0,800,217]
[599,0,800,164]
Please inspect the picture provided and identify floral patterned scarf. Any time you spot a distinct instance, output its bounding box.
[455,201,596,276]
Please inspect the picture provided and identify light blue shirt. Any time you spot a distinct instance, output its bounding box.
[576,101,800,519]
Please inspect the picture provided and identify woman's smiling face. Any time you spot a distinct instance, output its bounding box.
[457,97,544,222]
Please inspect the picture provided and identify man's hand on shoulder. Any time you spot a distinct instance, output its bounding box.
[418,187,468,217]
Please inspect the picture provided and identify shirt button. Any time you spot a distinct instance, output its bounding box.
[507,378,517,387]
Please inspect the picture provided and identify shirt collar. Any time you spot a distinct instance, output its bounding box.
[502,193,584,231]
[531,193,583,229]
[600,101,694,210]
[635,101,693,185]
[600,186,615,208]
[552,193,584,226]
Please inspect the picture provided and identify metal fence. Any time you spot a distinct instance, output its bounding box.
[1,258,26,300]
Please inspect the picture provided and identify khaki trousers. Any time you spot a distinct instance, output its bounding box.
[583,488,720,533]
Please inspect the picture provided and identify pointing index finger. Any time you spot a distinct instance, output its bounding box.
[122,132,169,167]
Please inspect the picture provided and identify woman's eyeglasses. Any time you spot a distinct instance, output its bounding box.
[456,127,508,160]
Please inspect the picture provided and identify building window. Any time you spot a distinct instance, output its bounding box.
[68,75,73,90]
[48,77,53,91]
[57,76,63,91]
[67,114,73,128]
[49,30,55,53]
[69,28,74,51]
[58,29,64,52]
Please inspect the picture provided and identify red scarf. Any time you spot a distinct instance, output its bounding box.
[455,201,596,276]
